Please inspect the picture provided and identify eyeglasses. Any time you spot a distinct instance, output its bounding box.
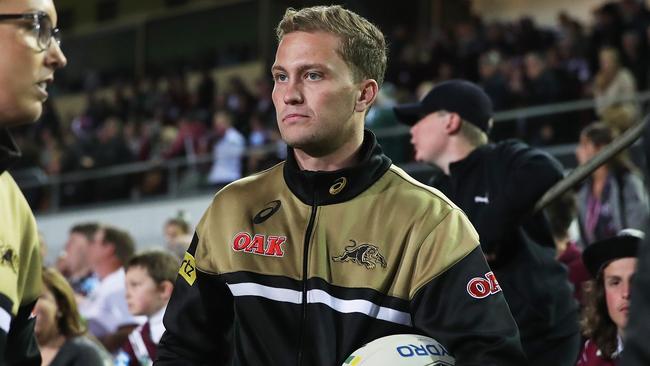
[0,11,61,51]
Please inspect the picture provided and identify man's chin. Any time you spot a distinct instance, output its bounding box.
[0,107,42,128]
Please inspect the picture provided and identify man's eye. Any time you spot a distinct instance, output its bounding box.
[274,74,287,82]
[306,72,322,81]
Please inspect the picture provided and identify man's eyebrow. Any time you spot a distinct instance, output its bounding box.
[271,63,329,74]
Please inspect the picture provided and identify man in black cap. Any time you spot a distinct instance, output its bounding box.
[394,79,580,366]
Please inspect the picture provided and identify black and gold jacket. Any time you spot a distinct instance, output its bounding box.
[157,131,526,366]
[0,129,42,365]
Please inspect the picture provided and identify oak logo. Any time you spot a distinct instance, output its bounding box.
[332,240,387,269]
[232,232,287,257]
[466,271,501,299]
[253,200,281,224]
[179,252,197,286]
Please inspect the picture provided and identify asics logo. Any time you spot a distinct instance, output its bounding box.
[253,200,281,224]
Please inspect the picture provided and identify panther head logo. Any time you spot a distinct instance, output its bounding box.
[332,240,387,269]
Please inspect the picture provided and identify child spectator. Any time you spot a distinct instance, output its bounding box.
[115,250,179,365]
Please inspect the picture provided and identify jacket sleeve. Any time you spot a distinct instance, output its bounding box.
[155,233,234,366]
[0,299,41,366]
[621,172,650,231]
[410,208,526,366]
[475,142,563,257]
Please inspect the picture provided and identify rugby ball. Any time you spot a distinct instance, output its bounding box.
[342,334,455,366]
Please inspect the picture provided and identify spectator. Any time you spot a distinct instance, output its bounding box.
[577,229,642,366]
[57,223,100,298]
[395,79,579,365]
[163,213,192,260]
[575,122,649,245]
[593,47,639,121]
[116,250,178,366]
[205,110,245,187]
[35,267,112,366]
[79,225,142,353]
[546,191,590,305]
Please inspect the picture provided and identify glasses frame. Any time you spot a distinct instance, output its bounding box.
[0,11,61,51]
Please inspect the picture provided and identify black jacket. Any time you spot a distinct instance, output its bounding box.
[156,131,525,366]
[430,140,579,360]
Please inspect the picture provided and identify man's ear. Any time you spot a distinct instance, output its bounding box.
[160,280,174,301]
[446,112,463,134]
[354,79,379,113]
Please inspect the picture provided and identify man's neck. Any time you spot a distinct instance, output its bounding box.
[69,267,92,282]
[438,138,479,175]
[293,130,364,172]
[95,260,121,280]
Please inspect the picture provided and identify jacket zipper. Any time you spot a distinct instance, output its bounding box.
[297,202,318,366]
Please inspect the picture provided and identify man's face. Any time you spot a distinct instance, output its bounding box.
[603,257,637,332]
[409,111,450,163]
[63,232,90,274]
[87,229,108,267]
[271,31,361,157]
[575,133,598,166]
[0,0,67,127]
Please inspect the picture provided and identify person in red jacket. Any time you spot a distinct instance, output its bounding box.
[577,229,642,366]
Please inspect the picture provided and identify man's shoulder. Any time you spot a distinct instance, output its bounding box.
[383,165,460,212]
[212,161,285,199]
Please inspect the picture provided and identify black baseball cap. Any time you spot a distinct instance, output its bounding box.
[582,229,643,278]
[393,79,494,133]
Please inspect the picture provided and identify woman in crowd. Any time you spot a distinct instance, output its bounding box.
[593,47,639,121]
[575,122,648,245]
[577,230,641,365]
[34,267,112,366]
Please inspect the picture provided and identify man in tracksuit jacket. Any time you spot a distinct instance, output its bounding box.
[396,79,580,366]
[0,0,67,364]
[156,5,525,366]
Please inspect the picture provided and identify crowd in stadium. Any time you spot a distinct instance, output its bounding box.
[8,0,650,211]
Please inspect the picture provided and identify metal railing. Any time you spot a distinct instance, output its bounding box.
[14,91,650,212]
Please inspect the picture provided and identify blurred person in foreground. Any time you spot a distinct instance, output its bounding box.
[157,5,525,366]
[0,0,67,363]
[34,267,112,366]
[79,225,142,353]
[115,250,178,366]
[395,79,579,366]
[577,229,641,366]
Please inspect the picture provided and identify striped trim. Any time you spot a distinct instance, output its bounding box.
[0,307,11,333]
[226,282,412,326]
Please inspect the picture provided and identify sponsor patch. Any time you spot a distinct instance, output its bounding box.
[467,271,501,299]
[232,232,286,257]
[332,240,387,269]
[179,252,197,286]
[253,200,281,224]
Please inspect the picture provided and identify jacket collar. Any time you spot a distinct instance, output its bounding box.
[448,143,490,177]
[0,128,21,174]
[283,129,392,205]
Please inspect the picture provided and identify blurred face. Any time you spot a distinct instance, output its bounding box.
[575,133,599,165]
[409,111,450,164]
[603,257,637,333]
[599,50,617,72]
[164,223,184,245]
[125,266,167,316]
[63,232,90,274]
[34,285,59,344]
[0,0,67,127]
[87,229,110,267]
[271,31,361,157]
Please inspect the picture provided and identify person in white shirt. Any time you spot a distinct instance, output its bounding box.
[206,110,246,186]
[79,225,144,353]
[116,249,178,366]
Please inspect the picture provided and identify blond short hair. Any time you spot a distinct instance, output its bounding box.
[276,5,387,87]
[459,119,488,146]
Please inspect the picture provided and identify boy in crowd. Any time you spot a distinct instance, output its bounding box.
[116,250,179,365]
